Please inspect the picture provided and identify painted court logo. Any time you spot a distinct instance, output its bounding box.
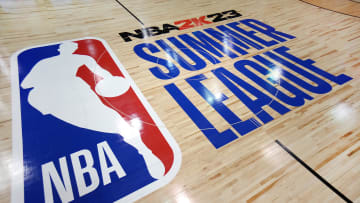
[11,37,181,203]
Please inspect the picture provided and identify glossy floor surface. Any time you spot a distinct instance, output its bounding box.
[1,0,360,202]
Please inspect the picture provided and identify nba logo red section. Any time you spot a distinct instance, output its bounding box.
[11,37,181,203]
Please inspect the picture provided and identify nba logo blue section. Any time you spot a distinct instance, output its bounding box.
[11,37,181,203]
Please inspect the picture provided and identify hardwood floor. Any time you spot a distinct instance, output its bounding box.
[0,0,359,202]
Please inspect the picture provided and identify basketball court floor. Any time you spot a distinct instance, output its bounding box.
[0,0,360,202]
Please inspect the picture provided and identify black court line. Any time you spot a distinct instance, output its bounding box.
[298,0,360,19]
[275,140,353,203]
[114,0,144,25]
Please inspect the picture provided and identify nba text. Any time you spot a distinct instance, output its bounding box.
[41,141,126,203]
[119,10,242,42]
[133,18,352,148]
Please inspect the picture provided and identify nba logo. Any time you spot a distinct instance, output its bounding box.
[11,37,181,203]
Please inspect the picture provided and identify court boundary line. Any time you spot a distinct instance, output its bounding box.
[275,140,353,203]
[298,0,360,18]
[114,0,145,25]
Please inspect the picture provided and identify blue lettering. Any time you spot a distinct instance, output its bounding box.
[234,59,313,106]
[203,28,249,55]
[262,48,333,94]
[164,83,238,148]
[227,21,278,47]
[212,67,290,124]
[157,38,206,71]
[241,19,295,43]
[134,43,180,80]
[274,46,352,85]
[216,25,264,50]
[186,74,261,135]
[179,31,238,64]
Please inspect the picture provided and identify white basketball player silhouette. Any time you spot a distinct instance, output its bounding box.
[21,41,165,179]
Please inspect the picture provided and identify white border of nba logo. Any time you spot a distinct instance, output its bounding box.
[10,37,182,203]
